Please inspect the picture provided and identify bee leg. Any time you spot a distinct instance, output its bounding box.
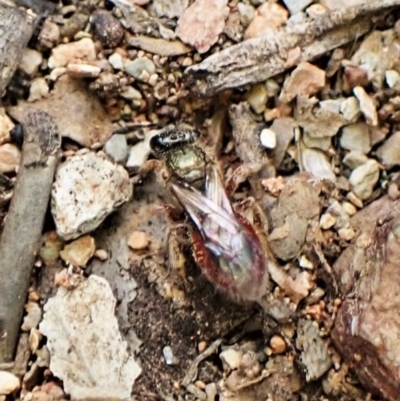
[225,162,264,198]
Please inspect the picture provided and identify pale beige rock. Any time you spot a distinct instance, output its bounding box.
[39,275,141,399]
[338,227,355,241]
[247,83,268,114]
[0,109,13,145]
[319,213,336,230]
[340,123,371,154]
[48,38,96,69]
[176,0,229,53]
[343,151,369,170]
[152,0,189,18]
[66,63,101,78]
[21,301,42,331]
[38,19,60,49]
[8,76,114,147]
[51,152,132,240]
[245,2,288,39]
[28,77,49,102]
[270,335,286,354]
[349,159,380,200]
[353,86,378,126]
[18,48,43,76]
[301,147,336,182]
[60,235,96,267]
[377,131,400,168]
[128,231,149,250]
[385,70,400,88]
[220,348,243,370]
[0,144,20,173]
[280,63,325,103]
[0,371,20,395]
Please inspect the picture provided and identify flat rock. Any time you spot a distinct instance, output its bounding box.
[7,76,113,147]
[104,134,128,163]
[280,63,325,103]
[340,122,371,154]
[332,196,400,401]
[353,86,378,126]
[39,275,141,399]
[51,152,132,240]
[349,159,380,200]
[176,0,229,53]
[376,131,400,168]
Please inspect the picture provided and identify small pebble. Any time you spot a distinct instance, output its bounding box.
[125,57,155,80]
[237,3,255,26]
[340,96,361,123]
[18,48,43,76]
[94,249,109,260]
[385,70,400,88]
[104,134,128,163]
[0,371,20,395]
[28,77,49,102]
[353,86,378,126]
[0,144,21,173]
[66,63,101,78]
[338,227,355,241]
[341,201,357,216]
[269,335,287,354]
[109,53,124,70]
[91,10,124,47]
[163,346,176,365]
[38,19,60,49]
[349,159,380,200]
[340,123,371,154]
[128,231,149,250]
[0,108,14,145]
[376,131,400,168]
[59,235,96,267]
[346,191,363,208]
[21,301,42,331]
[260,128,276,149]
[248,84,268,114]
[198,341,208,353]
[220,348,243,370]
[48,38,96,69]
[120,86,142,100]
[388,183,400,200]
[298,255,314,270]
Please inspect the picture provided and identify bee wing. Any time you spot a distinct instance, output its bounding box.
[205,165,234,216]
[170,183,239,235]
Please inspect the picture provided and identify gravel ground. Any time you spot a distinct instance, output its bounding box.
[1,0,400,400]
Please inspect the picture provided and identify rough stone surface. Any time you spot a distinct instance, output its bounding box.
[39,275,141,399]
[280,63,326,103]
[176,0,229,53]
[340,123,371,154]
[332,197,400,401]
[125,57,156,79]
[51,152,132,240]
[349,159,380,200]
[376,131,400,168]
[48,38,96,69]
[60,235,96,267]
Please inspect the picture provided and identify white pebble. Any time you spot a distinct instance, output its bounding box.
[260,128,276,149]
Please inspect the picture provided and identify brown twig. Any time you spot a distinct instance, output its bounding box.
[0,111,60,363]
[0,2,37,96]
[186,0,400,95]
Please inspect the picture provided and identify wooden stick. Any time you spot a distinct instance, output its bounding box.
[0,2,37,96]
[0,111,60,363]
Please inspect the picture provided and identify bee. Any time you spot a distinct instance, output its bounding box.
[149,128,272,303]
